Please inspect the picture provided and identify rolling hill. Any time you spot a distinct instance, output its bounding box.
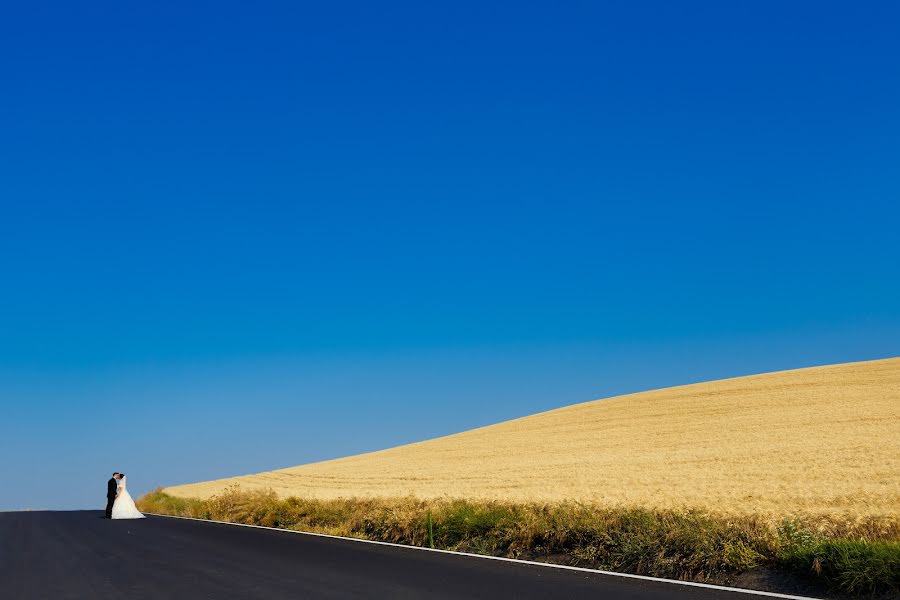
[166,357,900,517]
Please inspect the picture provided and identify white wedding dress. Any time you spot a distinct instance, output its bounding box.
[111,476,146,520]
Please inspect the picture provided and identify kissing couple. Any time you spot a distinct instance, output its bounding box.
[105,472,146,520]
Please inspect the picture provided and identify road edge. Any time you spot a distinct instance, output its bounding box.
[146,512,824,600]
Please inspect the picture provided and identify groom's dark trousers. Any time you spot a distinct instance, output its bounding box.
[105,478,117,518]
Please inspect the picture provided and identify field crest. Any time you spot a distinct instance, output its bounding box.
[166,357,900,517]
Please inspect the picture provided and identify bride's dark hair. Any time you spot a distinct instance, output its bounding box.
[119,473,125,478]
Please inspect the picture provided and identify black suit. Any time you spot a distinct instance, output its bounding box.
[105,478,118,518]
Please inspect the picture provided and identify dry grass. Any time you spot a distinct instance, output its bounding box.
[167,357,900,519]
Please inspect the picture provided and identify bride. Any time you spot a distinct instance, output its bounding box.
[111,474,146,520]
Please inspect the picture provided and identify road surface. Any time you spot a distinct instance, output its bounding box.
[1,511,806,599]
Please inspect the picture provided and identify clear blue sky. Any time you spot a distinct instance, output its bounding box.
[1,2,898,510]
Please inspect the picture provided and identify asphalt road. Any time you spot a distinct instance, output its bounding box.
[1,511,800,600]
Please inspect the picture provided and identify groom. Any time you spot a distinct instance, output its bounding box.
[105,472,120,518]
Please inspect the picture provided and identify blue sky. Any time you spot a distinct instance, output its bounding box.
[1,2,898,510]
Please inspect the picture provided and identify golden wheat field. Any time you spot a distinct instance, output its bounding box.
[166,358,900,518]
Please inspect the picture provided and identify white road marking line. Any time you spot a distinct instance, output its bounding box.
[145,512,823,600]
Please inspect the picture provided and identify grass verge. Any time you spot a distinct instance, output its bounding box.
[138,487,900,597]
